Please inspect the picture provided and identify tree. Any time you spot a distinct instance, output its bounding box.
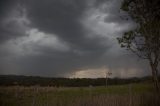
[117,0,160,91]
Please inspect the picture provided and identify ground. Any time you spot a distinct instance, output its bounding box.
[0,83,160,106]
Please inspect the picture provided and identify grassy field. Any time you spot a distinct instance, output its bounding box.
[0,83,160,106]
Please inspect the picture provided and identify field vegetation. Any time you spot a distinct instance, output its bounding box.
[0,83,159,106]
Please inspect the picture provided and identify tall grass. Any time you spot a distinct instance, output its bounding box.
[0,84,159,106]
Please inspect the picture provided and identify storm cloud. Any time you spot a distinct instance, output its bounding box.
[0,0,151,78]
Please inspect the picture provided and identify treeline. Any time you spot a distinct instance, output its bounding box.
[0,75,155,87]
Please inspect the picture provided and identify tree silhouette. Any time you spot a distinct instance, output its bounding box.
[118,0,160,91]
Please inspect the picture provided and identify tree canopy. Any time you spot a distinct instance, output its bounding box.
[118,0,160,91]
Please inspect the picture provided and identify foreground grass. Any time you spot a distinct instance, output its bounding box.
[0,83,159,106]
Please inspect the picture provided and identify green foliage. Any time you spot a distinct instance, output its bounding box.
[118,0,160,59]
[117,31,135,48]
[121,0,160,23]
[121,0,131,11]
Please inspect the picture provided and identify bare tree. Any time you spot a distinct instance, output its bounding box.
[105,71,112,87]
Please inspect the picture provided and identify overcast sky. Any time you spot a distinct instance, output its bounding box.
[0,0,152,78]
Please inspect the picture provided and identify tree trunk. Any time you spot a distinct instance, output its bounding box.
[150,63,159,92]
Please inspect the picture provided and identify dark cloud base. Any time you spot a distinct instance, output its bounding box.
[0,0,151,78]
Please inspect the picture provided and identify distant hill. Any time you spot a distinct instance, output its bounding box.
[0,75,156,87]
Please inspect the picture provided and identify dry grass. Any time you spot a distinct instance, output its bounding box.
[0,84,160,106]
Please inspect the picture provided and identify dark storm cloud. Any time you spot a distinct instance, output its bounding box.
[13,34,111,77]
[0,0,151,77]
[0,0,14,15]
[21,0,114,50]
[0,0,14,43]
[13,0,112,76]
[0,0,29,43]
[22,0,87,47]
[13,51,106,77]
